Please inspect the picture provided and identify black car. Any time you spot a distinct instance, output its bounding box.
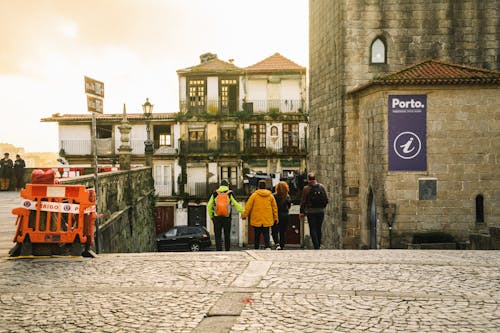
[156,226,211,252]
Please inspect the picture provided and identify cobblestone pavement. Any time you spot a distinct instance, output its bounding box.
[0,250,499,333]
[1,192,499,332]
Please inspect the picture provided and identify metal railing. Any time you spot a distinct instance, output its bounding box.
[179,140,208,154]
[179,98,305,114]
[245,137,307,154]
[185,181,243,197]
[219,140,240,153]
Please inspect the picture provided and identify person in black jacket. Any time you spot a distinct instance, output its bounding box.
[0,153,13,191]
[272,181,292,250]
[14,154,26,191]
[300,172,328,249]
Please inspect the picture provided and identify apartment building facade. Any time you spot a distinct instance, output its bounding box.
[42,52,308,247]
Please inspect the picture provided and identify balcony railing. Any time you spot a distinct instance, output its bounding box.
[186,181,243,197]
[179,98,305,114]
[219,140,240,153]
[60,139,92,155]
[245,137,307,154]
[243,99,304,113]
[155,184,173,197]
[60,138,113,155]
[179,140,208,154]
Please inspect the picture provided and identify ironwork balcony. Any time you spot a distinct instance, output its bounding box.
[243,99,305,113]
[186,181,243,197]
[179,98,305,114]
[179,140,208,154]
[219,140,240,153]
[244,137,307,154]
[155,184,173,197]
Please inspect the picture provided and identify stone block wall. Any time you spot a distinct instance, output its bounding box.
[348,86,500,248]
[60,167,156,253]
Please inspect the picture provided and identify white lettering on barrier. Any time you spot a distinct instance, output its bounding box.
[20,200,95,214]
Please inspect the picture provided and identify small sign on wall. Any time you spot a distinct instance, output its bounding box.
[419,178,437,200]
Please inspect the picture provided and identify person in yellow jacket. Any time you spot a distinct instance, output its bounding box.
[242,180,278,250]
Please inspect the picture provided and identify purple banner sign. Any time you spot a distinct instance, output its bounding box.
[388,95,427,171]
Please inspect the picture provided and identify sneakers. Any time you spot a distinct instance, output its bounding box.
[275,245,281,250]
[265,247,272,250]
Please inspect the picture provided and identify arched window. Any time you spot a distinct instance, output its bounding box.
[270,126,278,137]
[371,38,386,64]
[475,195,484,224]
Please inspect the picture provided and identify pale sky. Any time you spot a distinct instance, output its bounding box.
[0,0,308,153]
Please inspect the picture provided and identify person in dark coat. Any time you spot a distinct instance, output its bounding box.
[0,153,13,191]
[14,154,26,190]
[272,181,292,250]
[300,172,329,249]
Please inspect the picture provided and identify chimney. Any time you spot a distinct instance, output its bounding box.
[200,52,217,63]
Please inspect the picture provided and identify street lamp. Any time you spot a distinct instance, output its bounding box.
[142,98,154,165]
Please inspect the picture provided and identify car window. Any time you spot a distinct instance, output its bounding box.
[165,228,177,237]
[188,227,201,235]
[177,227,189,236]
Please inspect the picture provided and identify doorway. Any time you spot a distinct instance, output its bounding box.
[188,205,207,227]
[368,189,377,249]
[155,206,174,235]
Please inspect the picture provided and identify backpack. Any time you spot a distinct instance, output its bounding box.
[215,190,231,217]
[309,184,327,208]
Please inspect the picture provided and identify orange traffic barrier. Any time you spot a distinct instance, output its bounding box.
[10,183,96,257]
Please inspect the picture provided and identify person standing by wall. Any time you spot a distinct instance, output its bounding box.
[242,180,278,250]
[300,172,329,249]
[207,180,243,251]
[272,181,292,250]
[14,154,26,191]
[0,153,13,191]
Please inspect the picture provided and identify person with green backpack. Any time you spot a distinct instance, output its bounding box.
[207,180,243,251]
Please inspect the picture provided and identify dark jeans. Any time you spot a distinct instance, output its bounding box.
[213,216,231,251]
[271,215,289,248]
[307,212,324,249]
[254,226,270,249]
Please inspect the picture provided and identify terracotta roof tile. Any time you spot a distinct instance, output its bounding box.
[349,59,500,94]
[245,52,306,74]
[177,57,243,75]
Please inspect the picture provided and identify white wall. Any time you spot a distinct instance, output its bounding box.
[207,76,218,100]
[247,79,267,100]
[59,125,92,155]
[59,125,91,140]
[207,162,218,184]
[179,77,186,101]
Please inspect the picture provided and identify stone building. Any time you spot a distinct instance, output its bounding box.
[309,0,500,248]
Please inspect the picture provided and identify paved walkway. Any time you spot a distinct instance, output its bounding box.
[1,192,499,332]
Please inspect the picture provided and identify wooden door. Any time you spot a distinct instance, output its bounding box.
[155,206,174,235]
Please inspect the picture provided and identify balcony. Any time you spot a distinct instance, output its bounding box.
[179,140,208,154]
[186,181,243,197]
[60,139,113,156]
[245,137,307,154]
[219,140,240,154]
[179,98,305,114]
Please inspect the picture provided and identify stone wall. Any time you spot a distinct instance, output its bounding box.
[309,0,500,248]
[346,85,500,248]
[60,167,156,253]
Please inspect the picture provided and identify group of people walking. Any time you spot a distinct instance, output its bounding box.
[208,172,328,251]
[0,153,25,191]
